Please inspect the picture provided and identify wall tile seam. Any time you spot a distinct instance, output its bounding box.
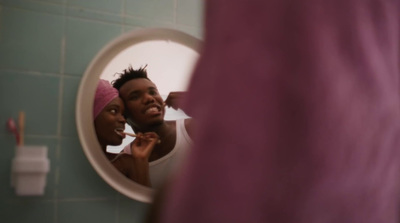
[0,70,64,77]
[66,6,124,25]
[1,4,200,30]
[0,69,63,77]
[1,2,127,18]
[173,0,177,24]
[0,134,79,139]
[0,4,64,17]
[65,14,124,26]
[16,0,64,7]
[55,197,118,202]
[175,22,203,30]
[1,197,118,202]
[123,14,176,24]
[1,4,123,25]
[66,5,123,17]
[8,2,188,26]
[58,73,82,79]
[57,35,66,139]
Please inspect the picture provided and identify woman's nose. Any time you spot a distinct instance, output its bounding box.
[118,114,126,123]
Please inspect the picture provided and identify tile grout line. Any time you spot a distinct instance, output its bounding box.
[3,1,181,29]
[115,193,120,223]
[57,0,67,139]
[173,0,178,25]
[4,1,123,18]
[0,68,89,78]
[0,6,2,29]
[56,35,65,139]
[54,1,67,222]
[121,0,126,33]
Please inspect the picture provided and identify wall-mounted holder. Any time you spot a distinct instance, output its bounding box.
[11,146,50,196]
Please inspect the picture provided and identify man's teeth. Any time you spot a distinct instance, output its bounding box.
[146,107,159,114]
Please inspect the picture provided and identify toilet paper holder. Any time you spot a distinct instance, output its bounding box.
[11,145,50,196]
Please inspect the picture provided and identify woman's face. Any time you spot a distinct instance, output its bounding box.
[94,97,126,149]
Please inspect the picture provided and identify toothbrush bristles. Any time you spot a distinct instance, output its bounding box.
[123,132,137,137]
[123,132,161,144]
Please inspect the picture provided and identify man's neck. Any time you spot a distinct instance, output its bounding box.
[142,120,177,162]
[135,120,173,136]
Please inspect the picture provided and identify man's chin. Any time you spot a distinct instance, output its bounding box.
[149,119,164,127]
[128,116,165,131]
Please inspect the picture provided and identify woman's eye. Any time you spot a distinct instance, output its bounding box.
[110,109,117,114]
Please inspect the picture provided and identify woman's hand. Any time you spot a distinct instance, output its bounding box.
[129,132,159,187]
[130,132,159,161]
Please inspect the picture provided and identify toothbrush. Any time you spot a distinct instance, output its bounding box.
[123,132,138,137]
[123,132,161,143]
[6,118,20,145]
[18,111,25,146]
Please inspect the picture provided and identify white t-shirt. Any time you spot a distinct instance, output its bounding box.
[123,119,192,189]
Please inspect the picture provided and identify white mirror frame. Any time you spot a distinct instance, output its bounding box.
[76,28,202,203]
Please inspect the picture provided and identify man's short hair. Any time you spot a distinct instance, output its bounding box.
[112,65,150,90]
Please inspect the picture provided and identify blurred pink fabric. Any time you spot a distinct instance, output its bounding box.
[159,0,400,223]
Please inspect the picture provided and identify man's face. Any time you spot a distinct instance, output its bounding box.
[119,78,165,130]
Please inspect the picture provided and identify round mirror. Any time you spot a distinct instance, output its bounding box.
[76,28,201,203]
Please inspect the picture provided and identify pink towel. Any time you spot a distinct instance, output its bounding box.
[93,79,119,119]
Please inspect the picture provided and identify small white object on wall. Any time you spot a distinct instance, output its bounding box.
[11,146,50,196]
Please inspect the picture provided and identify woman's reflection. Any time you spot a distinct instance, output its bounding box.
[111,65,194,189]
[93,79,158,186]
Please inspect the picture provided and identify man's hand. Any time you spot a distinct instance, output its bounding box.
[164,91,186,110]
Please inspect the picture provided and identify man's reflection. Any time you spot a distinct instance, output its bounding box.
[112,65,194,189]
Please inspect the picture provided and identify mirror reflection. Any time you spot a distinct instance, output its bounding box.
[77,28,201,202]
[94,79,156,185]
[94,36,199,189]
[101,40,196,154]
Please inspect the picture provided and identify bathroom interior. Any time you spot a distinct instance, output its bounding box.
[0,0,203,222]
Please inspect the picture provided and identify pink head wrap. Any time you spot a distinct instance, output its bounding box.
[93,79,119,120]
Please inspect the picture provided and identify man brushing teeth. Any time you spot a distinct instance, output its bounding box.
[113,65,194,189]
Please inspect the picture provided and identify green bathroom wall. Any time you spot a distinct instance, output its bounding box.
[0,0,203,222]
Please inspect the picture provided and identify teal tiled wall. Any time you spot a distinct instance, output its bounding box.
[0,0,204,222]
